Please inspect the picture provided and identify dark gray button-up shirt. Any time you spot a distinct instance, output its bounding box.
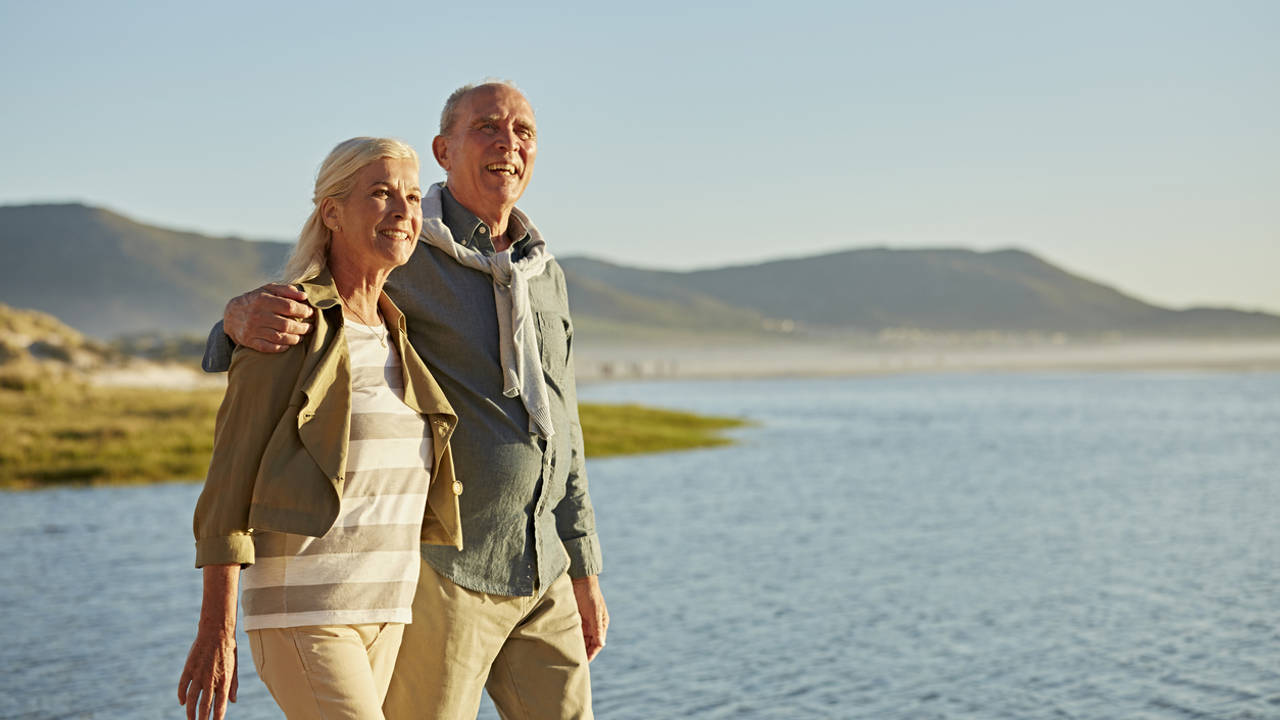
[204,186,602,596]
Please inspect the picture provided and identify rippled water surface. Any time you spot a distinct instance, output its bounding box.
[3,372,1279,719]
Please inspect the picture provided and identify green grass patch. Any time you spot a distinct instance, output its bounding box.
[0,381,223,489]
[578,402,747,457]
[0,382,747,489]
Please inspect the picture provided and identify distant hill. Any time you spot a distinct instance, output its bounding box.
[560,249,1280,338]
[2,202,1277,340]
[0,203,289,337]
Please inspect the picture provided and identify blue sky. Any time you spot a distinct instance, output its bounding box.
[2,1,1277,311]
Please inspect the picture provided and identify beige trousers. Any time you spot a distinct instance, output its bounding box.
[249,622,405,719]
[383,561,593,720]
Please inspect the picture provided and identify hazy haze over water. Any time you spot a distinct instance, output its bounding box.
[1,372,1278,719]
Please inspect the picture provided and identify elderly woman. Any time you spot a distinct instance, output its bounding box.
[178,137,461,720]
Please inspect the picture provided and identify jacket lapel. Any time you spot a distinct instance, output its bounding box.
[296,272,351,488]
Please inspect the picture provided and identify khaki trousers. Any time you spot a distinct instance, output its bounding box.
[249,622,404,719]
[383,561,593,720]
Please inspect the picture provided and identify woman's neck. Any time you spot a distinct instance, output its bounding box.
[328,258,390,324]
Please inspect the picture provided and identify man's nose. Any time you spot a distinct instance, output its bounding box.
[495,126,520,151]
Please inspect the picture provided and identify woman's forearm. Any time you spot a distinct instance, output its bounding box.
[199,564,241,634]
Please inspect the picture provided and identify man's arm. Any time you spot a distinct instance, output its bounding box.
[202,284,315,372]
[553,314,608,660]
[560,418,608,661]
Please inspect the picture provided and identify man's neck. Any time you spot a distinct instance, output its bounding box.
[475,208,513,247]
[491,231,514,253]
[440,186,526,255]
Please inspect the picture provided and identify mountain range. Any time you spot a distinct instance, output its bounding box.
[3,202,1277,340]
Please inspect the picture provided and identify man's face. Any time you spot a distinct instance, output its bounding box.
[433,84,537,220]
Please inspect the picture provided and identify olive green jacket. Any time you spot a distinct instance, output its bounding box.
[193,270,462,568]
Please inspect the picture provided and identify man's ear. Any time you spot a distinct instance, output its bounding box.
[432,135,450,171]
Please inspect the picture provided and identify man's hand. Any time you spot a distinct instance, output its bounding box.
[224,283,314,352]
[571,575,609,661]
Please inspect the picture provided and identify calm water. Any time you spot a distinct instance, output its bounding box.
[2,372,1279,719]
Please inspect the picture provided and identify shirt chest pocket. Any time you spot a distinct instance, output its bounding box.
[535,311,572,386]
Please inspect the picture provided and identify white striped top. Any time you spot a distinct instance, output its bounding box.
[240,320,434,631]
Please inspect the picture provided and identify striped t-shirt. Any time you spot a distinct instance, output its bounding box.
[241,320,434,631]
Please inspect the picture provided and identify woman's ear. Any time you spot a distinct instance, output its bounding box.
[320,197,341,233]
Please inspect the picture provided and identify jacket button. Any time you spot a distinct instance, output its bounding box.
[452,480,463,496]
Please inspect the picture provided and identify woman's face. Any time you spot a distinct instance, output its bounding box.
[326,157,422,272]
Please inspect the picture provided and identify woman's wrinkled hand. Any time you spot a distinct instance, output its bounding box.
[179,564,242,720]
[178,627,238,720]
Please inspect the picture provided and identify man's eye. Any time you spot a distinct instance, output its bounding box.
[408,194,422,204]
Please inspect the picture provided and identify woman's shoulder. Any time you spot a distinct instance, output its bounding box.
[228,340,307,379]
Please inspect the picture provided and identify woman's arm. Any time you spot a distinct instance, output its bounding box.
[194,342,306,567]
[178,564,240,720]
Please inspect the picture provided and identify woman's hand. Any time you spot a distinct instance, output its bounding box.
[178,626,238,720]
[178,564,241,720]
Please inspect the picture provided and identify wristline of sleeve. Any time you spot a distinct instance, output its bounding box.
[563,533,603,578]
[195,533,255,569]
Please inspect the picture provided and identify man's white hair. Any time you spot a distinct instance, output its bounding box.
[438,78,528,136]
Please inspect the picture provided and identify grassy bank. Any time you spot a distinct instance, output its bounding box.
[0,380,746,489]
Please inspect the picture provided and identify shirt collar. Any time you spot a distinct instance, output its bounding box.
[440,185,532,259]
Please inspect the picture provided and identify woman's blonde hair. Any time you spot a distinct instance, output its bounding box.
[280,137,419,284]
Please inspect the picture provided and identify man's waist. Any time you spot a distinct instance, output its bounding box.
[419,538,568,597]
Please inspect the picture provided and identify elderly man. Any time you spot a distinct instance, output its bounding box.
[203,81,606,719]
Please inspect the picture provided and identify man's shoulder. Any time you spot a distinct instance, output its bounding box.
[542,257,566,282]
[387,242,465,290]
[530,258,570,314]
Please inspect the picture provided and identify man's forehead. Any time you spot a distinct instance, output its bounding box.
[463,86,535,120]
[474,110,536,126]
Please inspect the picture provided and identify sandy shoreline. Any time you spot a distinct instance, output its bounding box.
[574,339,1280,382]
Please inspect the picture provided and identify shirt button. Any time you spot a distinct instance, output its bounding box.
[478,225,487,234]
[452,480,464,496]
